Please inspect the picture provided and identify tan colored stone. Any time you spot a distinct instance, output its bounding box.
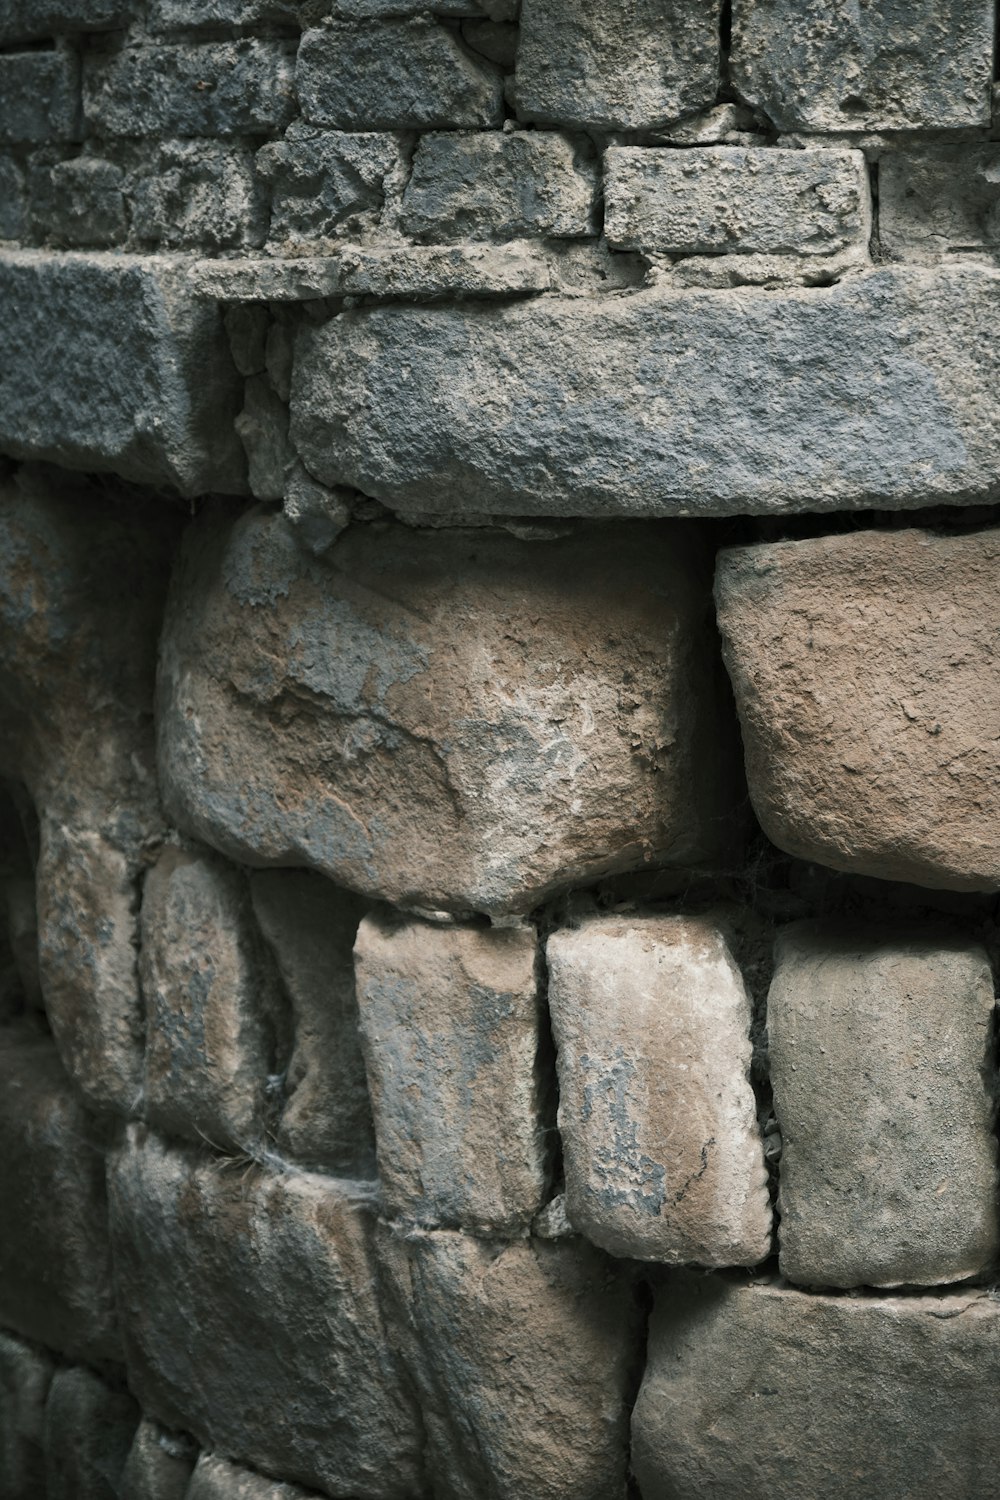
[716,527,1000,890]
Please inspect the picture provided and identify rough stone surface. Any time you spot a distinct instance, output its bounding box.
[879,144,1000,262]
[109,1130,423,1499]
[0,0,135,40]
[514,0,720,130]
[715,526,1000,889]
[187,1454,320,1500]
[768,921,999,1288]
[251,869,375,1177]
[257,125,402,247]
[0,155,27,241]
[28,155,128,248]
[131,142,267,252]
[731,0,995,132]
[378,1225,640,1500]
[0,252,245,495]
[297,20,504,130]
[547,914,771,1264]
[292,267,1000,518]
[0,1331,52,1500]
[0,51,80,145]
[401,130,598,242]
[83,42,297,138]
[120,1418,197,1500]
[633,1273,1000,1500]
[355,915,546,1232]
[44,1367,139,1500]
[157,509,742,915]
[604,146,870,257]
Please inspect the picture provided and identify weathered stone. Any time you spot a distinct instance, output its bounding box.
[879,144,1000,262]
[0,252,245,494]
[0,1332,52,1500]
[187,1454,320,1500]
[44,1367,139,1500]
[157,509,741,915]
[731,0,995,132]
[150,0,302,27]
[28,155,128,247]
[121,1418,197,1500]
[258,125,402,247]
[297,20,504,130]
[251,870,375,1177]
[514,0,720,131]
[83,41,296,138]
[109,1130,423,1499]
[401,130,598,242]
[0,155,27,240]
[0,50,80,145]
[633,1273,1000,1500]
[378,1225,639,1500]
[715,527,1000,888]
[131,142,267,251]
[235,375,291,503]
[0,0,136,41]
[355,915,546,1232]
[224,304,268,377]
[768,921,998,1288]
[605,146,870,257]
[282,464,352,556]
[141,846,282,1154]
[194,244,553,301]
[653,101,759,144]
[292,266,1000,518]
[547,914,771,1264]
[0,1038,119,1359]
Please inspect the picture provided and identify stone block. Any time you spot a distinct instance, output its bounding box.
[187,1454,319,1500]
[235,374,291,502]
[355,915,546,1232]
[879,144,1000,262]
[0,251,245,494]
[131,142,267,251]
[768,921,999,1288]
[715,526,1000,888]
[121,1418,197,1500]
[150,0,302,26]
[0,154,28,240]
[0,1332,52,1500]
[27,154,127,247]
[141,847,282,1154]
[514,0,720,130]
[258,124,402,246]
[547,914,771,1264]
[633,1273,1000,1500]
[108,1130,424,1498]
[83,41,296,138]
[731,0,995,132]
[250,870,375,1176]
[291,266,1000,518]
[378,1225,640,1500]
[44,1367,139,1500]
[604,146,870,257]
[0,0,136,42]
[297,20,503,130]
[0,50,80,145]
[157,509,742,915]
[400,130,597,242]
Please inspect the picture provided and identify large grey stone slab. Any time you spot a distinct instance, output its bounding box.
[292,266,1000,519]
[547,914,771,1265]
[879,144,1000,263]
[715,526,1000,888]
[768,921,999,1288]
[44,1368,139,1500]
[157,509,742,915]
[731,0,995,131]
[514,0,720,130]
[0,252,245,495]
[0,1332,52,1500]
[633,1273,1000,1500]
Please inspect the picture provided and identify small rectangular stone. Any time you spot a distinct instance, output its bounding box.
[0,50,80,145]
[879,144,1000,262]
[131,141,267,251]
[0,1,136,42]
[297,19,503,130]
[83,41,296,138]
[767,921,999,1288]
[257,124,402,247]
[27,155,127,247]
[605,146,870,257]
[401,130,598,242]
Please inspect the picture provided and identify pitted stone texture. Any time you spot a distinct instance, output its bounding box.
[605,147,870,257]
[157,509,741,915]
[547,914,771,1265]
[141,847,281,1154]
[44,1368,139,1500]
[251,870,375,1177]
[0,155,27,240]
[121,1418,197,1500]
[109,1131,423,1499]
[0,253,245,495]
[768,921,998,1288]
[0,0,136,40]
[0,1332,52,1500]
[633,1273,1000,1500]
[258,126,403,247]
[716,527,1000,889]
[131,142,267,252]
[28,155,128,248]
[731,0,995,132]
[187,1454,318,1500]
[401,131,598,242]
[293,267,1000,519]
[0,51,80,145]
[378,1226,639,1500]
[879,145,1000,263]
[83,42,296,138]
[515,0,719,130]
[355,915,546,1233]
[297,20,503,130]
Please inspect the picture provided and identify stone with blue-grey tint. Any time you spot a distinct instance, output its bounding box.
[546,914,771,1265]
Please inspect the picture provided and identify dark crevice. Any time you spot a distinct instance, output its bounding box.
[0,36,57,53]
[530,915,564,1204]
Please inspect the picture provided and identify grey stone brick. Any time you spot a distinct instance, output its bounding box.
[130,141,267,250]
[0,50,80,145]
[44,1368,139,1500]
[257,124,402,246]
[149,0,302,27]
[0,155,27,240]
[879,144,1000,262]
[0,1332,52,1500]
[0,1,136,43]
[297,19,504,130]
[27,154,127,246]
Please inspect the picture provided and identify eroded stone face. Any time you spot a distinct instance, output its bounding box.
[715,526,1000,890]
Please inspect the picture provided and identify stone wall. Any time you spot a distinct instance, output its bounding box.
[2,2,1000,1497]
